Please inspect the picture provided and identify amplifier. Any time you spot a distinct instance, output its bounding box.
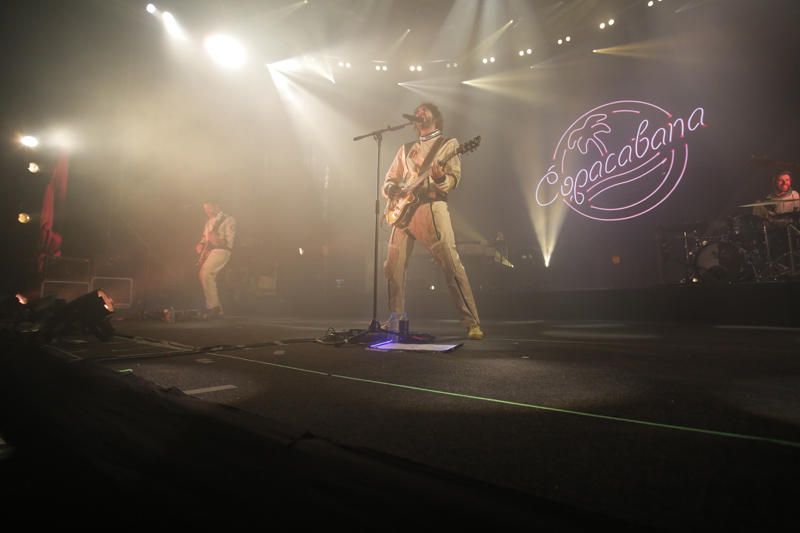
[41,281,91,302]
[44,256,91,282]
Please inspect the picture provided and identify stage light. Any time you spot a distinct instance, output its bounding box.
[648,1,654,6]
[600,22,606,29]
[20,135,39,148]
[565,36,571,42]
[482,58,488,64]
[416,65,422,71]
[382,65,388,71]
[608,19,615,26]
[409,65,415,71]
[557,39,563,45]
[18,213,31,224]
[375,65,380,71]
[345,62,352,69]
[161,12,186,40]
[0,293,29,323]
[28,162,39,173]
[340,61,345,67]
[526,49,532,55]
[298,247,304,255]
[146,3,156,14]
[518,50,525,56]
[430,285,436,290]
[204,34,247,69]
[489,56,495,63]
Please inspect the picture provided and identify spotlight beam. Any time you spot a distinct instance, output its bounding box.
[462,19,514,62]
[386,28,411,56]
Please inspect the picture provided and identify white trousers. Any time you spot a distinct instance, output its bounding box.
[199,249,231,311]
[384,201,480,328]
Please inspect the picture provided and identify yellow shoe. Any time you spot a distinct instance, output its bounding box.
[467,324,484,340]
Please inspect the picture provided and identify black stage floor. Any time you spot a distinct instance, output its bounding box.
[1,315,798,529]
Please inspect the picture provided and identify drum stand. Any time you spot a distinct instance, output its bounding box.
[755,221,776,281]
[755,220,793,280]
[789,223,800,275]
[682,230,694,283]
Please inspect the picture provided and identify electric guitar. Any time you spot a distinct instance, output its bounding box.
[384,136,481,228]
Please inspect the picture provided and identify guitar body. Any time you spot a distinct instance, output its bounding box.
[385,191,421,229]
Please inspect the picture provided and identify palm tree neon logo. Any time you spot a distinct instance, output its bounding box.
[535,100,706,221]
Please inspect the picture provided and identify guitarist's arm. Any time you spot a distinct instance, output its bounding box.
[430,137,461,192]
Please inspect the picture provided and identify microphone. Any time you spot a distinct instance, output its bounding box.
[402,113,424,123]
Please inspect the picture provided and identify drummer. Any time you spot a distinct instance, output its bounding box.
[753,170,800,219]
[751,170,800,262]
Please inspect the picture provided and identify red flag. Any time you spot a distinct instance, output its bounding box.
[38,154,69,273]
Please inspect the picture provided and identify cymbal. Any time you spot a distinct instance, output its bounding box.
[739,198,800,208]
[739,201,777,208]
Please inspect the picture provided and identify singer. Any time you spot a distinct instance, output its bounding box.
[382,102,484,340]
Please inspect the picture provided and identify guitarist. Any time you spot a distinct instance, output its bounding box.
[196,201,236,318]
[383,102,483,340]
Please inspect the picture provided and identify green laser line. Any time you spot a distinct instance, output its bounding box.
[209,352,800,449]
[331,374,800,449]
[211,352,330,376]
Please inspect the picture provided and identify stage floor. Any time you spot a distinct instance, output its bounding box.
[18,315,796,529]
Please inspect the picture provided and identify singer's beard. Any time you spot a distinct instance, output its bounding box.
[415,119,434,133]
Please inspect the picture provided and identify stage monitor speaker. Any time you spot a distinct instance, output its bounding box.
[91,277,134,309]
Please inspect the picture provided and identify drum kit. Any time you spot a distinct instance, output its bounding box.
[662,198,800,284]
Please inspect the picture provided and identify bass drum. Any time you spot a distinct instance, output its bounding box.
[728,214,764,250]
[695,241,748,282]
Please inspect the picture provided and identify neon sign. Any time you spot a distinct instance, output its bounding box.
[535,100,706,221]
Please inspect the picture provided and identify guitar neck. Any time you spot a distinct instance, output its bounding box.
[401,136,478,190]
[405,147,462,188]
[437,149,461,167]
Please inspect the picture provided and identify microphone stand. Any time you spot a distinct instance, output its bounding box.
[350,121,413,344]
